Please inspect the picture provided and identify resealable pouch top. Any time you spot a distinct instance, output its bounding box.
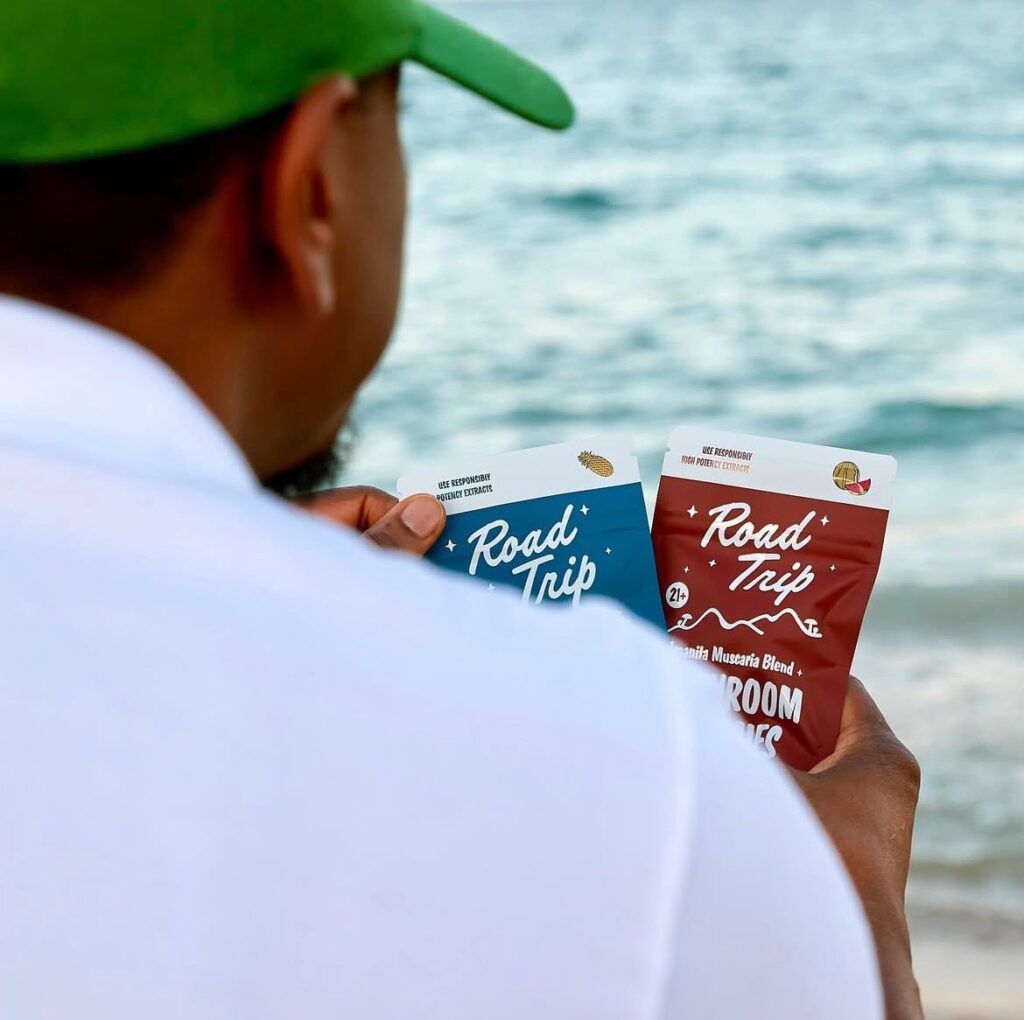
[398,435,663,627]
[652,426,897,770]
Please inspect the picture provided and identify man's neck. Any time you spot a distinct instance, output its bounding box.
[8,259,263,475]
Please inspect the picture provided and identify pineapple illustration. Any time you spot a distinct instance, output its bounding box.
[578,451,615,478]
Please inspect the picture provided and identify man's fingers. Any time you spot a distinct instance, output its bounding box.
[803,677,883,773]
[808,677,920,798]
[840,675,889,734]
[845,676,921,797]
[804,676,889,772]
[296,486,446,556]
[364,494,446,555]
[300,486,398,530]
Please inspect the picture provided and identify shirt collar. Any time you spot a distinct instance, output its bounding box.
[0,295,256,493]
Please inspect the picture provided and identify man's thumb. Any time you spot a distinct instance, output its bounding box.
[364,494,446,556]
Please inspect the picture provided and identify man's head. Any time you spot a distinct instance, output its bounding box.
[0,0,573,490]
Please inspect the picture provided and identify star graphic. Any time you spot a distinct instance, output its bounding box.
[709,559,717,568]
[487,584,496,592]
[580,505,590,516]
[830,564,836,572]
[445,540,456,552]
[820,515,830,527]
[797,669,804,678]
[605,547,612,555]
[687,505,698,519]
[684,566,690,574]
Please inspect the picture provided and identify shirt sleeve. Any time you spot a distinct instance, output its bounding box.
[656,667,884,1020]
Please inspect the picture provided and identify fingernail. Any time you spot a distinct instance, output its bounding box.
[400,495,445,539]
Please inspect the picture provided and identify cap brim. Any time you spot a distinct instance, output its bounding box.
[410,3,575,131]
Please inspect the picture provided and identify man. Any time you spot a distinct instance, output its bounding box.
[0,2,922,1018]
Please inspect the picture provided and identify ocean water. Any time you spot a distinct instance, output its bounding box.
[346,0,1024,946]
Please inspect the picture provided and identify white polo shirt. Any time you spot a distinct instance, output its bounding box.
[0,296,881,1020]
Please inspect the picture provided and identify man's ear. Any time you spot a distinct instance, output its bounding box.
[262,75,359,316]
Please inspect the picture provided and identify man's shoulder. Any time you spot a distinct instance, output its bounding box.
[5,455,714,762]
[249,489,702,701]
[213,486,663,653]
[174,484,713,753]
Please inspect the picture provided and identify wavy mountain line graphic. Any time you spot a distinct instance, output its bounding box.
[669,606,823,640]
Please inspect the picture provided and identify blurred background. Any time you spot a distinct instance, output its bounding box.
[345,1,1024,1016]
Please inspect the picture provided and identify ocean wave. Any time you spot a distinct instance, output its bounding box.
[914,853,1024,887]
[908,899,1024,943]
[835,398,1024,452]
[534,188,626,218]
[865,580,1024,640]
[780,223,904,252]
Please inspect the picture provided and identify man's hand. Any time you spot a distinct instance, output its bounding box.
[296,486,446,555]
[790,678,923,1020]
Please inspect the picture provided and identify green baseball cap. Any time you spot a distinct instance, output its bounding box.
[0,0,574,164]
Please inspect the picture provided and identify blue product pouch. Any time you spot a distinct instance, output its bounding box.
[398,435,663,627]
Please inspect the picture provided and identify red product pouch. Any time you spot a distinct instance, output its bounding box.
[652,426,897,770]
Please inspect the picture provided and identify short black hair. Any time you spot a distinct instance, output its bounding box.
[0,107,289,303]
